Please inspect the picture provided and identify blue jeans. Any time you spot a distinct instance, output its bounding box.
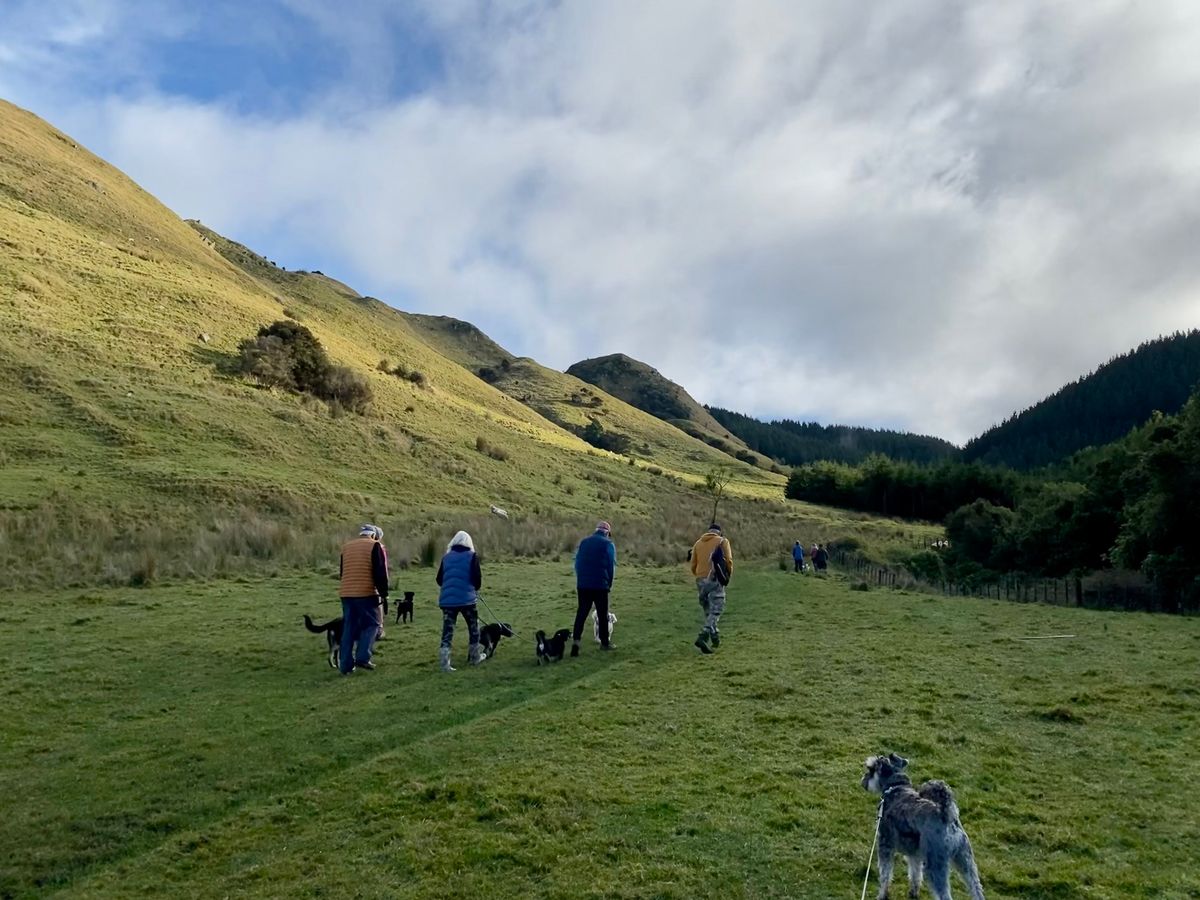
[340,597,381,673]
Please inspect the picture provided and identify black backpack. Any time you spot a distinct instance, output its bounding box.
[710,543,730,586]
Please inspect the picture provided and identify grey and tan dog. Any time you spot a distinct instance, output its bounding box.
[861,753,985,900]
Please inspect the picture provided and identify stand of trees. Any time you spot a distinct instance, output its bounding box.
[785,457,1019,521]
[787,391,1200,612]
[709,407,958,467]
[964,329,1200,469]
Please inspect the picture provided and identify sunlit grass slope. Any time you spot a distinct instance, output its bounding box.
[2,563,1197,898]
[0,99,800,583]
[397,312,769,480]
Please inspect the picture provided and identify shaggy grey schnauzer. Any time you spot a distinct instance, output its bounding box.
[861,753,985,900]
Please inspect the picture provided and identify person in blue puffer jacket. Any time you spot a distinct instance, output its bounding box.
[571,521,616,657]
[435,530,484,672]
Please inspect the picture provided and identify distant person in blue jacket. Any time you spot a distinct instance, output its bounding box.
[436,530,484,672]
[571,521,617,656]
[792,540,805,573]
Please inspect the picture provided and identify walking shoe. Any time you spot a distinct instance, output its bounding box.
[600,643,616,651]
[356,661,376,671]
[570,641,580,658]
[694,633,713,654]
[709,632,720,648]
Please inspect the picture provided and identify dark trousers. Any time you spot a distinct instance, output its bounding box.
[793,559,803,572]
[339,596,381,673]
[573,588,610,646]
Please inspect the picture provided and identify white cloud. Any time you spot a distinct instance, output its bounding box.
[4,0,1200,444]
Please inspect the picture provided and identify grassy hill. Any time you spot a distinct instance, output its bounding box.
[394,315,753,474]
[566,353,765,467]
[2,99,936,589]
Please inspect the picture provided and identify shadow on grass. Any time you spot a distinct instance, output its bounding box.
[191,345,242,379]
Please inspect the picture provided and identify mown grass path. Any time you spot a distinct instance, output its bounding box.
[3,562,1198,898]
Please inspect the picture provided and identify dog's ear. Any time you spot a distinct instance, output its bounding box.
[888,753,909,770]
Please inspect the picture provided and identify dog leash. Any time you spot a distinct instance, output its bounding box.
[476,593,523,638]
[860,797,884,900]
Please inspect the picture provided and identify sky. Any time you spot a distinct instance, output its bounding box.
[2,0,1199,445]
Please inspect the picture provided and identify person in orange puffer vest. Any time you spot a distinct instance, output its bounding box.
[338,524,390,675]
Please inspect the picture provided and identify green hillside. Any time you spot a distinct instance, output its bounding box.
[963,330,1200,469]
[394,316,754,473]
[566,353,765,466]
[5,99,921,589]
[710,406,960,467]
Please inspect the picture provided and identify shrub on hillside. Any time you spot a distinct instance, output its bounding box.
[322,365,373,415]
[474,436,509,462]
[577,419,632,455]
[237,320,372,414]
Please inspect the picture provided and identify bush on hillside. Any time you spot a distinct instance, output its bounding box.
[237,320,373,414]
[474,436,510,462]
[322,365,373,415]
[578,419,632,455]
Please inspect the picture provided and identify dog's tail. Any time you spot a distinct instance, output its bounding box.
[919,780,960,823]
[303,615,333,634]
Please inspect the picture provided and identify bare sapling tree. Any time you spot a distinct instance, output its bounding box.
[703,465,734,523]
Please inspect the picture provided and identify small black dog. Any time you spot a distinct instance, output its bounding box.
[479,622,514,659]
[304,615,343,669]
[535,628,571,664]
[393,591,415,624]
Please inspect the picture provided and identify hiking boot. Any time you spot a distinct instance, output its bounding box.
[356,661,376,671]
[570,641,580,658]
[695,633,713,654]
[601,643,616,651]
[709,632,720,648]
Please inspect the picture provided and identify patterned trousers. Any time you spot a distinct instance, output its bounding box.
[696,577,726,636]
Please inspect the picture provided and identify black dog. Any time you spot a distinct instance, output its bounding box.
[304,615,343,669]
[393,591,415,624]
[479,622,514,659]
[535,628,571,664]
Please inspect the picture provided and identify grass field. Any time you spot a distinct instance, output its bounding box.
[4,561,1198,898]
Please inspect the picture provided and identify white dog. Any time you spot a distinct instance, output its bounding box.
[490,504,509,519]
[592,609,617,643]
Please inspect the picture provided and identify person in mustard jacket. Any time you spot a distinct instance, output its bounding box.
[689,523,732,654]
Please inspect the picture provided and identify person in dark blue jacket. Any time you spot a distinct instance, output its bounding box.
[792,540,806,573]
[436,530,484,672]
[571,521,617,656]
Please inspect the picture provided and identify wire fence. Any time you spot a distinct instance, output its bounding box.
[827,549,1174,613]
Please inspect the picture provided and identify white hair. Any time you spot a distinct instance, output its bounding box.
[447,530,475,553]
